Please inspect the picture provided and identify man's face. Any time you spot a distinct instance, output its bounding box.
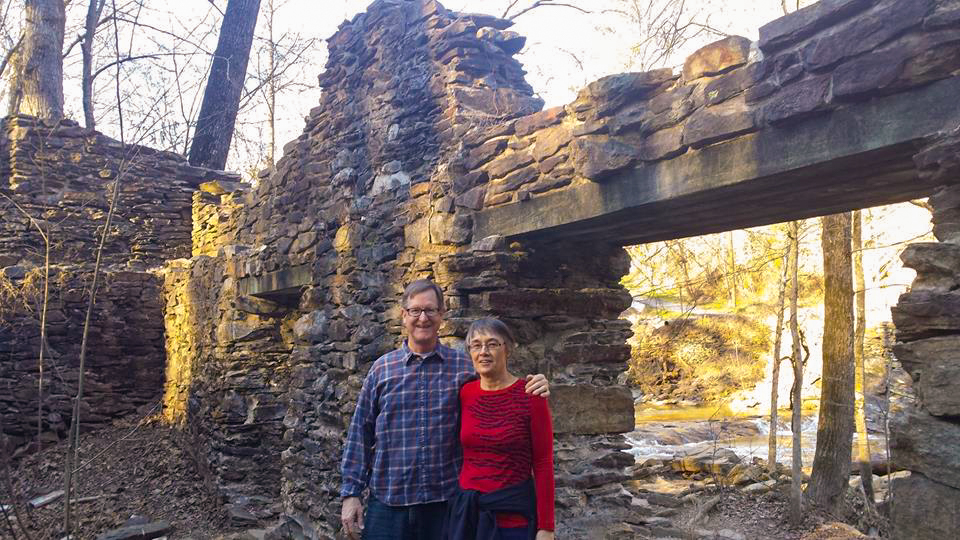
[403,289,443,351]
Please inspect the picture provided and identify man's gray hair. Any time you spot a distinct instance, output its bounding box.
[402,279,444,309]
[466,317,516,354]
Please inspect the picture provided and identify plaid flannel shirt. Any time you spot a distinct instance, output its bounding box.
[340,341,474,506]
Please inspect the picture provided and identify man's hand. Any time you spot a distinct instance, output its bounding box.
[341,496,364,539]
[525,373,550,397]
[536,530,555,540]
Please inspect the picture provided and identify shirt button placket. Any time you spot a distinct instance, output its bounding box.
[418,359,426,503]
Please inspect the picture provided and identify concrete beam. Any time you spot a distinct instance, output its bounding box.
[237,264,311,299]
[473,76,960,246]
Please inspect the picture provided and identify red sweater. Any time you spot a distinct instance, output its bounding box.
[459,378,555,530]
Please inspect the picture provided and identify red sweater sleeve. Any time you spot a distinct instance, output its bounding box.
[530,394,555,531]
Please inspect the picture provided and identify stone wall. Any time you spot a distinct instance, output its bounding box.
[0,115,236,449]
[0,267,164,448]
[160,0,960,537]
[890,126,960,539]
[453,0,960,212]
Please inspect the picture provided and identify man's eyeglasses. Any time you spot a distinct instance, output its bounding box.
[405,307,440,318]
[468,341,504,353]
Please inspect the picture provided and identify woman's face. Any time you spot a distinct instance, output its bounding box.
[468,331,509,379]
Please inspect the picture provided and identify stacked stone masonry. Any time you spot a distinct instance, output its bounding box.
[3,0,960,538]
[0,116,237,448]
[890,125,960,540]
[454,0,960,212]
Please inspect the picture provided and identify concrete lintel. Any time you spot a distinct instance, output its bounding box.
[474,76,960,246]
[237,264,312,299]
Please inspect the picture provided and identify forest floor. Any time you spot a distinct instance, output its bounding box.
[3,416,883,540]
[4,414,225,539]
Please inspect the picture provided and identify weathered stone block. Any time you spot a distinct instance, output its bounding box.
[891,472,960,540]
[893,336,960,416]
[639,125,685,161]
[891,401,960,489]
[573,70,675,117]
[682,36,752,81]
[550,384,634,435]
[758,0,873,53]
[682,96,757,148]
[531,125,572,162]
[485,151,534,179]
[801,0,934,72]
[758,75,831,125]
[899,243,960,290]
[466,138,508,170]
[429,213,472,245]
[515,106,566,137]
[488,165,539,196]
[454,185,487,210]
[892,289,960,342]
[570,136,638,181]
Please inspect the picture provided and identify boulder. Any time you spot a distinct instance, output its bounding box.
[893,335,960,416]
[890,401,960,489]
[672,447,741,475]
[891,472,960,540]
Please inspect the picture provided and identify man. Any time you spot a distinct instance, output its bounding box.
[340,279,549,539]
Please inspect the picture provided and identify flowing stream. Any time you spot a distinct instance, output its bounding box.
[626,403,887,468]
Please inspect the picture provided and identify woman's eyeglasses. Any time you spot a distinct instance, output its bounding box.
[468,341,503,352]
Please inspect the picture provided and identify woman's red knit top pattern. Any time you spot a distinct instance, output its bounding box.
[458,378,555,530]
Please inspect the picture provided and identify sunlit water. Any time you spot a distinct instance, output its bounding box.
[627,404,887,468]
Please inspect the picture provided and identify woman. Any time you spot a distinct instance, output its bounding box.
[445,318,555,540]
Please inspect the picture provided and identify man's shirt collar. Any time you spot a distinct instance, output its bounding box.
[402,340,455,364]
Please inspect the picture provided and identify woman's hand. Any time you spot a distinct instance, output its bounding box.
[535,530,555,540]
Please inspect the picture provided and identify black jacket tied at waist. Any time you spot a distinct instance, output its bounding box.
[443,478,537,540]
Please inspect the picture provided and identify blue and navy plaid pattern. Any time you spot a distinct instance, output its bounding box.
[341,341,475,506]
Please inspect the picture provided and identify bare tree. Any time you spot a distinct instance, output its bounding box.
[502,0,590,20]
[767,249,788,473]
[787,219,804,525]
[189,0,261,170]
[808,212,855,509]
[852,209,874,503]
[7,0,65,120]
[607,0,725,71]
[80,0,107,129]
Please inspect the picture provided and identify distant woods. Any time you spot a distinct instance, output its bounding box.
[0,0,320,174]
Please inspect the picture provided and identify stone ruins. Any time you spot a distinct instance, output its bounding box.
[1,0,959,537]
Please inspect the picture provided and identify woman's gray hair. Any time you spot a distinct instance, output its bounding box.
[466,317,516,354]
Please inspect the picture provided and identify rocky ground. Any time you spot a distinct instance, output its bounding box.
[3,412,225,539]
[2,415,888,540]
[623,447,892,540]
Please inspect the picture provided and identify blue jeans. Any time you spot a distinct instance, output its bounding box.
[362,497,447,540]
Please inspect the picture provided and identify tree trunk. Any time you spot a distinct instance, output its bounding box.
[808,212,855,508]
[787,220,804,525]
[768,250,789,473]
[7,0,65,121]
[188,0,261,170]
[852,210,874,502]
[81,0,107,130]
[265,0,276,165]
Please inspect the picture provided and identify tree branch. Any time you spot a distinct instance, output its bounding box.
[506,0,590,21]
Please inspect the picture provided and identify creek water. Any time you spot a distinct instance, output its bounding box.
[626,403,887,468]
